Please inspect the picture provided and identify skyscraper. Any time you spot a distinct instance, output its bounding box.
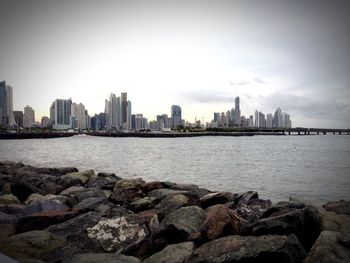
[53,99,72,130]
[0,81,14,127]
[121,92,128,127]
[71,102,86,129]
[234,96,241,126]
[13,111,23,128]
[273,108,282,128]
[266,113,273,128]
[171,105,182,129]
[23,106,35,128]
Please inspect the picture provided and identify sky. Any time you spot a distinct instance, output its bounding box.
[0,0,350,128]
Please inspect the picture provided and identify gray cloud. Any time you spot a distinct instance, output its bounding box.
[182,90,234,104]
[254,78,266,84]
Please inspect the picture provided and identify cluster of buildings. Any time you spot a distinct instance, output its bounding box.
[208,96,292,129]
[0,80,292,131]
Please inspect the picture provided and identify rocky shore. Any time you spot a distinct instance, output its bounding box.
[0,161,349,263]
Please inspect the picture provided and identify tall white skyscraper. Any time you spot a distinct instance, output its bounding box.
[71,102,86,129]
[23,105,35,128]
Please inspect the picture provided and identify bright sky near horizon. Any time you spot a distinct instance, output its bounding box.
[1,0,350,128]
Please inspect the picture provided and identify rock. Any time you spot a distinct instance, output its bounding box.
[171,184,211,199]
[1,171,64,202]
[251,205,322,251]
[115,178,145,190]
[160,206,205,243]
[155,194,189,220]
[201,204,242,240]
[142,241,195,263]
[137,209,160,236]
[188,234,306,263]
[147,189,188,201]
[260,201,305,218]
[25,193,69,205]
[62,170,95,184]
[97,172,122,181]
[87,214,149,252]
[234,198,272,223]
[320,208,350,233]
[68,253,140,263]
[24,193,45,205]
[0,161,24,174]
[47,212,104,257]
[86,177,115,189]
[0,194,20,205]
[60,187,107,206]
[128,197,159,213]
[0,230,65,262]
[73,197,111,211]
[16,209,81,233]
[0,253,19,263]
[109,188,143,206]
[22,165,78,176]
[141,181,165,194]
[0,223,16,238]
[96,204,133,218]
[0,211,18,224]
[57,175,84,189]
[323,200,350,215]
[200,192,236,209]
[304,231,350,263]
[23,200,70,215]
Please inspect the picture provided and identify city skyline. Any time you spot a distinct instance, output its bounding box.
[1,1,350,128]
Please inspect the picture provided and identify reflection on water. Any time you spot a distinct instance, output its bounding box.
[1,135,349,204]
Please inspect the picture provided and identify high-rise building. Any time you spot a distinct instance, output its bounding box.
[121,92,128,127]
[53,99,72,130]
[41,116,50,128]
[0,81,14,127]
[171,105,182,129]
[273,108,282,128]
[258,112,266,128]
[71,102,86,129]
[248,115,254,127]
[234,96,241,126]
[126,100,132,130]
[135,114,144,130]
[157,114,169,130]
[266,113,273,128]
[13,111,23,128]
[23,105,35,128]
[254,110,259,128]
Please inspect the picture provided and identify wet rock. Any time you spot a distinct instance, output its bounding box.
[62,170,95,185]
[188,234,306,263]
[323,200,350,215]
[86,177,115,189]
[320,208,350,233]
[201,204,242,240]
[141,181,165,194]
[200,192,237,209]
[147,189,188,201]
[73,197,111,211]
[87,214,149,252]
[137,209,160,236]
[96,204,133,218]
[0,230,65,262]
[23,165,78,177]
[24,193,68,205]
[97,172,122,181]
[234,198,272,223]
[171,184,211,199]
[110,188,144,206]
[155,194,189,220]
[16,209,81,233]
[68,253,140,263]
[115,178,145,190]
[160,206,205,243]
[128,197,159,213]
[0,194,20,205]
[142,241,195,263]
[304,230,350,263]
[24,193,45,205]
[0,161,24,174]
[57,175,84,189]
[60,187,107,206]
[251,204,322,251]
[23,200,70,215]
[47,212,104,257]
[260,201,305,218]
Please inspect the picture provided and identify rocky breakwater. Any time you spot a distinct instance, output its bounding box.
[0,161,349,263]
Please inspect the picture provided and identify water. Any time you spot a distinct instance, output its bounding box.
[1,135,349,205]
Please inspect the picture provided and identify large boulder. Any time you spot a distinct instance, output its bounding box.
[200,192,237,209]
[188,234,306,263]
[323,200,350,215]
[109,188,143,206]
[320,208,350,233]
[86,177,115,189]
[23,200,70,215]
[142,241,195,263]
[147,189,188,201]
[19,165,78,177]
[68,253,140,263]
[128,197,159,213]
[155,194,189,220]
[170,184,211,199]
[304,231,350,263]
[0,194,20,205]
[141,181,165,194]
[86,214,149,252]
[61,170,95,185]
[160,206,205,243]
[59,187,107,206]
[251,204,322,251]
[201,205,242,240]
[0,230,65,262]
[234,198,272,223]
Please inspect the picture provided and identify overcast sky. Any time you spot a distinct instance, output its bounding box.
[1,0,350,128]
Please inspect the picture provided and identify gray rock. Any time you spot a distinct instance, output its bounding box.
[160,206,205,242]
[0,230,65,262]
[234,198,272,223]
[142,242,195,263]
[170,184,211,198]
[73,197,111,211]
[23,199,69,215]
[60,187,107,206]
[0,253,19,263]
[155,194,189,220]
[87,214,149,252]
[304,231,350,263]
[188,234,306,263]
[0,211,18,224]
[200,192,237,209]
[68,253,140,263]
[320,208,350,233]
[323,200,350,215]
[62,170,95,184]
[128,197,159,213]
[0,194,20,205]
[86,177,115,189]
[147,189,188,201]
[251,204,322,251]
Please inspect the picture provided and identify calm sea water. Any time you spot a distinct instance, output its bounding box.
[1,135,349,205]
